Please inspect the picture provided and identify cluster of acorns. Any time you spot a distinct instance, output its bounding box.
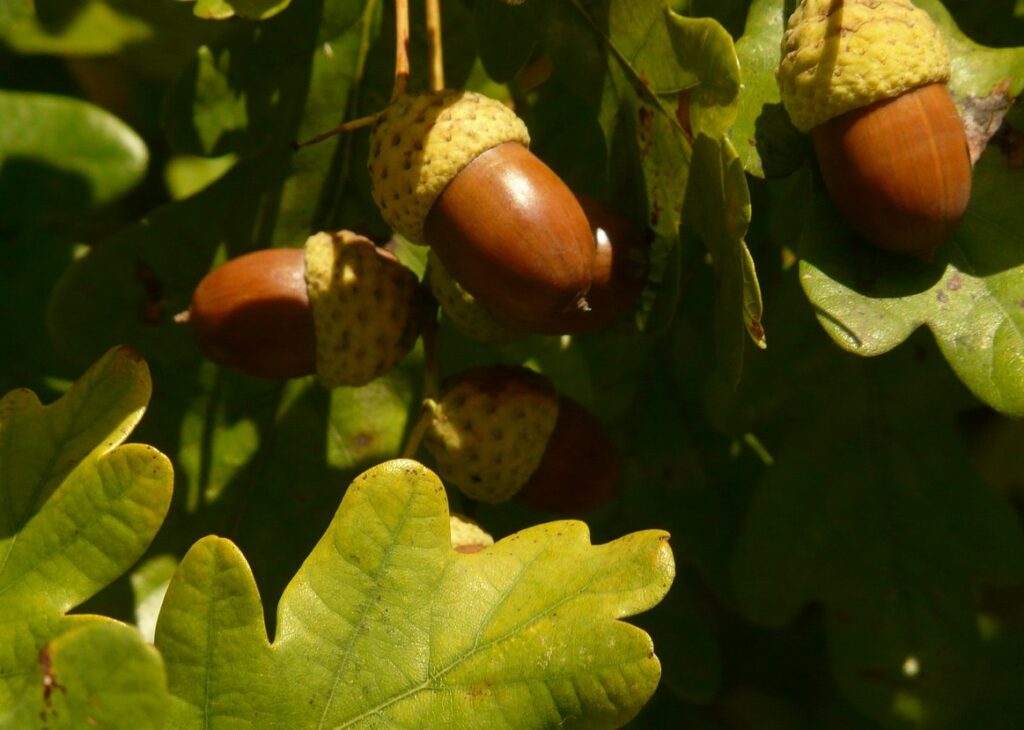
[180,89,645,514]
[182,0,976,516]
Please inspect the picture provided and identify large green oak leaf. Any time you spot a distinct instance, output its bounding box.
[0,346,174,724]
[155,459,674,729]
[726,270,1024,728]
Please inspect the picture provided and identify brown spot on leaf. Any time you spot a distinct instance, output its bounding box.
[39,646,65,708]
[675,90,694,143]
[947,272,963,291]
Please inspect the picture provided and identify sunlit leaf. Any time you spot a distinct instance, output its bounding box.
[155,459,674,728]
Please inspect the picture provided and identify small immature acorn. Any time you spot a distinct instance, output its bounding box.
[367,90,595,332]
[182,231,420,387]
[423,366,619,514]
[426,194,649,341]
[777,0,972,256]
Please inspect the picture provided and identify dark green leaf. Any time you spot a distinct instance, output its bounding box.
[0,91,147,229]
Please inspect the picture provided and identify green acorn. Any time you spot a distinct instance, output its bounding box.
[424,366,618,513]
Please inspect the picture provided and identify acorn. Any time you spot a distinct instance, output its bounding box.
[367,90,595,332]
[180,231,420,387]
[777,0,972,256]
[423,366,619,514]
[426,194,649,341]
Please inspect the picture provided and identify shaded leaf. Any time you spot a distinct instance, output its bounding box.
[155,459,674,728]
[0,91,147,229]
[523,0,762,370]
[728,271,1024,727]
[799,147,1024,416]
[0,347,173,712]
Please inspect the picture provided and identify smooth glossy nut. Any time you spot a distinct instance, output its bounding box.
[811,83,972,256]
[424,141,595,332]
[185,248,316,379]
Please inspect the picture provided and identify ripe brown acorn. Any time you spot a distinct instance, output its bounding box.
[367,91,595,332]
[423,365,619,514]
[811,83,971,256]
[777,0,972,256]
[184,248,315,379]
[427,193,649,341]
[180,231,421,386]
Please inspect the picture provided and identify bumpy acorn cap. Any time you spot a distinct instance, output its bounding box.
[303,231,420,388]
[425,252,521,344]
[449,513,495,553]
[777,0,950,132]
[424,366,559,503]
[367,90,530,244]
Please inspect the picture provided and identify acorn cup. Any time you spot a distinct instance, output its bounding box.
[180,231,421,387]
[423,365,619,514]
[777,0,972,257]
[367,90,596,333]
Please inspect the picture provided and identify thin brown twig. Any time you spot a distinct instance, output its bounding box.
[289,112,380,150]
[400,400,436,459]
[393,0,411,99]
[425,0,445,91]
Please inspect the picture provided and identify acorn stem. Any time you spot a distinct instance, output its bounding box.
[289,112,380,151]
[425,0,445,92]
[392,0,411,99]
[401,399,437,459]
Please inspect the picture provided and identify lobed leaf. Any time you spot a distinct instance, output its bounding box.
[0,347,173,722]
[155,459,674,729]
[799,146,1024,416]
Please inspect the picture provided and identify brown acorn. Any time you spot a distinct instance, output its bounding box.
[180,231,420,387]
[777,0,972,256]
[367,90,595,332]
[427,193,649,341]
